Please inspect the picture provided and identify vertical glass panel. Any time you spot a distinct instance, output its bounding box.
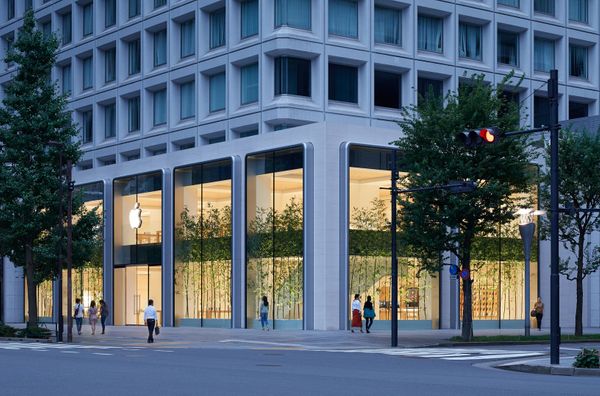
[153,89,167,126]
[534,37,554,72]
[83,56,93,89]
[497,31,519,66]
[458,23,482,61]
[128,39,141,76]
[274,57,311,97]
[105,0,116,28]
[246,147,304,329]
[569,44,587,78]
[534,0,555,15]
[41,21,52,39]
[24,279,53,321]
[128,96,140,133]
[275,0,311,30]
[569,0,588,23]
[129,0,141,18]
[498,0,519,7]
[209,73,226,112]
[174,160,233,327]
[417,77,443,107]
[418,15,443,53]
[533,96,549,128]
[153,30,167,67]
[329,0,358,38]
[7,0,14,20]
[328,63,358,103]
[374,70,401,109]
[180,19,195,59]
[62,12,72,45]
[154,0,167,9]
[105,48,116,83]
[180,81,196,119]
[210,8,226,50]
[82,110,93,143]
[241,0,259,39]
[241,63,259,105]
[62,64,72,95]
[83,3,93,37]
[104,103,116,138]
[374,6,401,46]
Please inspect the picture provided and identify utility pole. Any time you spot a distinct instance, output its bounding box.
[56,152,64,342]
[390,151,399,347]
[66,159,74,343]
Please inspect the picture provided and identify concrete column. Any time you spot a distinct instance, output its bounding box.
[303,143,315,330]
[103,179,114,325]
[231,156,243,328]
[2,258,24,323]
[162,169,173,327]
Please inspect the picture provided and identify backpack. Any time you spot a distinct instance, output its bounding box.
[73,304,79,318]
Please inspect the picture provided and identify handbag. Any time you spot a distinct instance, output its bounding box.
[154,326,160,336]
[364,308,375,319]
[530,309,536,317]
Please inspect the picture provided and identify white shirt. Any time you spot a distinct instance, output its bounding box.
[351,299,361,311]
[143,305,157,321]
[74,303,84,318]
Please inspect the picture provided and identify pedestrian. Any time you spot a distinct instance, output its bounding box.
[88,300,98,335]
[363,295,375,333]
[143,299,158,343]
[260,295,270,331]
[534,297,544,331]
[99,299,109,335]
[351,294,363,333]
[74,298,84,335]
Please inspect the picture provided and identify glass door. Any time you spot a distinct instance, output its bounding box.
[114,265,161,325]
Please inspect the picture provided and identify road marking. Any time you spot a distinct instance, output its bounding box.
[154,350,173,353]
[92,352,113,356]
[219,339,308,348]
[60,351,79,354]
[318,347,545,361]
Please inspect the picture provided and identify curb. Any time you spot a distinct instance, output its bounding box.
[439,339,600,347]
[498,363,600,377]
[0,336,53,343]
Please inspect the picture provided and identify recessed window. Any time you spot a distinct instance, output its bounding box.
[328,63,358,104]
[418,15,443,53]
[239,129,258,138]
[374,70,401,109]
[274,57,311,97]
[41,21,52,39]
[180,19,195,59]
[497,31,519,66]
[82,110,93,143]
[7,0,14,20]
[128,39,141,76]
[82,56,94,90]
[241,0,258,39]
[569,0,588,23]
[105,0,116,28]
[458,23,481,61]
[3,33,14,69]
[499,90,519,117]
[210,73,226,112]
[417,77,443,106]
[62,64,72,95]
[329,0,358,39]
[534,0,555,16]
[104,103,116,139]
[154,0,166,9]
[241,63,259,105]
[25,0,32,10]
[153,30,167,67]
[534,96,550,127]
[374,6,401,46]
[104,48,116,83]
[128,96,140,133]
[209,8,226,50]
[534,37,554,73]
[498,0,519,8]
[569,44,588,79]
[153,89,167,126]
[208,135,226,144]
[569,101,588,120]
[62,12,72,45]
[275,0,311,30]
[180,81,196,120]
[128,0,141,19]
[83,3,94,37]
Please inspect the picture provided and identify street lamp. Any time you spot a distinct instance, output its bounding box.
[516,208,546,337]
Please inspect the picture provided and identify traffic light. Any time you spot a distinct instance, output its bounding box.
[455,127,499,147]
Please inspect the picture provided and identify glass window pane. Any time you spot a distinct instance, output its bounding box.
[328,63,358,103]
[417,77,443,107]
[569,0,588,23]
[569,44,588,78]
[128,39,141,75]
[180,19,195,58]
[569,101,588,119]
[241,63,259,105]
[374,6,401,46]
[153,89,167,126]
[329,0,358,38]
[105,48,116,83]
[104,103,116,138]
[274,57,311,97]
[534,37,554,72]
[534,0,555,15]
[82,110,93,143]
[129,0,141,18]
[210,72,226,112]
[458,23,482,61]
[105,0,116,28]
[534,96,549,128]
[62,12,72,45]
[153,30,167,67]
[498,0,519,7]
[83,56,94,90]
[418,15,443,53]
[275,0,311,30]
[7,0,14,20]
[210,8,226,49]
[180,81,196,119]
[83,4,93,37]
[497,31,519,66]
[154,0,167,9]
[128,96,140,132]
[62,64,72,95]
[241,0,259,39]
[374,70,401,109]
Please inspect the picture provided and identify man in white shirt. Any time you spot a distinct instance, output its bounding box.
[143,299,158,343]
[74,298,84,335]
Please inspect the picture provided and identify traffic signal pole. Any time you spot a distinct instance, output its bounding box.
[390,151,399,347]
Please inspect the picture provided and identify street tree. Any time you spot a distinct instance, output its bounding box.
[393,74,534,341]
[0,10,81,327]
[541,128,600,336]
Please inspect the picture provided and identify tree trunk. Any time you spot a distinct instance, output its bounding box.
[575,234,585,336]
[25,244,38,328]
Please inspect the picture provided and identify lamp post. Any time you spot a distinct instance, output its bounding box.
[516,208,546,337]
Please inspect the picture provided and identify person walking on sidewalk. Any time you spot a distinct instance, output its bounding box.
[260,295,270,331]
[363,295,375,333]
[99,300,109,335]
[534,297,544,331]
[351,294,363,333]
[74,298,84,335]
[88,300,98,335]
[143,299,158,343]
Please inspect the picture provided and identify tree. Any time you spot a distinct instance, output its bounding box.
[0,10,80,327]
[541,128,600,336]
[393,74,534,340]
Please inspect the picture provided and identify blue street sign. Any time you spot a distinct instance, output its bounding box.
[449,264,459,276]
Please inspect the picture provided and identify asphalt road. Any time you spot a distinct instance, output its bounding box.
[0,342,597,396]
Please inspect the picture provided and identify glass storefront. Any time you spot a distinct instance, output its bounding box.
[24,279,53,321]
[114,172,162,325]
[246,147,304,329]
[348,146,436,329]
[174,160,232,327]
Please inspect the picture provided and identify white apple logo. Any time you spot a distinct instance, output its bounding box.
[129,202,142,229]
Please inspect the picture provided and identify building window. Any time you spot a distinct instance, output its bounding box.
[417,15,443,53]
[128,39,141,76]
[374,70,401,109]
[534,37,554,73]
[105,48,116,83]
[83,56,94,90]
[154,0,166,9]
[458,23,481,61]
[274,57,311,97]
[128,96,140,133]
[62,64,72,95]
[374,6,401,46]
[246,147,304,329]
[209,72,226,112]
[534,0,555,15]
[128,0,140,19]
[569,44,588,79]
[180,19,195,59]
[174,160,233,327]
[7,0,14,20]
[104,103,116,139]
[25,0,32,10]
[153,89,167,126]
[62,12,72,45]
[41,21,52,39]
[105,0,116,28]
[241,0,258,39]
[329,0,358,38]
[569,101,588,119]
[417,77,443,106]
[241,63,259,105]
[534,96,549,127]
[275,0,311,30]
[153,30,167,67]
[497,31,519,66]
[209,8,226,50]
[498,0,519,7]
[82,110,93,143]
[328,63,358,104]
[569,0,588,23]
[83,3,94,37]
[180,81,195,120]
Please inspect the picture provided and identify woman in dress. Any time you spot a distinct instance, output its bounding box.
[88,300,98,335]
[351,294,363,333]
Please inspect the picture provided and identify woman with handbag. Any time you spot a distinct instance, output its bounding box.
[88,300,98,335]
[351,294,363,333]
[363,296,375,333]
[533,297,544,331]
